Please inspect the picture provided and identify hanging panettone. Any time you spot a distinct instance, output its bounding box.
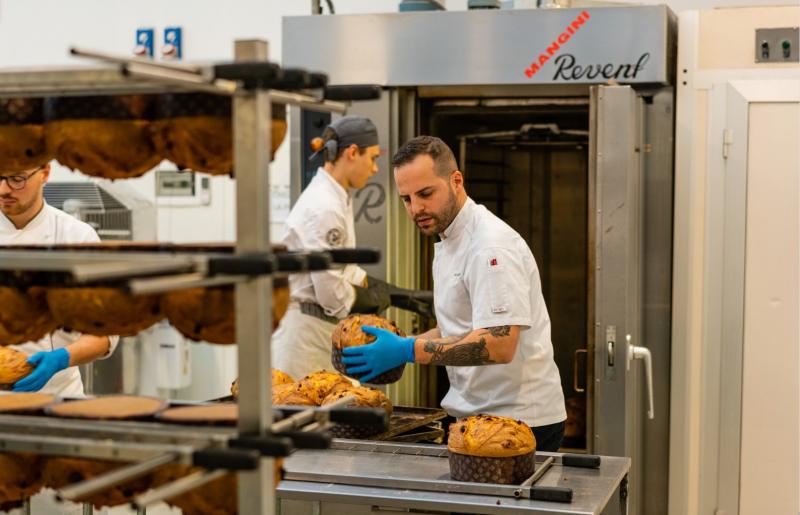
[0,98,50,172]
[0,286,57,345]
[46,287,162,336]
[44,94,162,179]
[151,93,287,175]
[162,275,290,344]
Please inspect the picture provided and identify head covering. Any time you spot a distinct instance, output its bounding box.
[314,116,379,162]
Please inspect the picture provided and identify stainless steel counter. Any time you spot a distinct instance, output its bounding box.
[278,442,630,515]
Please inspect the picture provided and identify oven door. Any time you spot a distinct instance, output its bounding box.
[590,84,651,515]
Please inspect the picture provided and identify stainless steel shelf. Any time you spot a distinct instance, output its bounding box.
[0,65,204,97]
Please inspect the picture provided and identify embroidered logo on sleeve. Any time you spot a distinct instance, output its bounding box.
[325,228,343,246]
[487,256,508,313]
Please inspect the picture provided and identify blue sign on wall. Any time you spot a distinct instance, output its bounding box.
[163,27,183,59]
[135,28,154,58]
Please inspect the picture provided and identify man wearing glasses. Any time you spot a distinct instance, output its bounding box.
[0,162,117,396]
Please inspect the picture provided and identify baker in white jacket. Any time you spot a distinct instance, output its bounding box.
[342,136,567,451]
[0,162,118,397]
[271,116,390,379]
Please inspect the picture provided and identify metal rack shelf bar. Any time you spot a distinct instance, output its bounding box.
[0,432,195,463]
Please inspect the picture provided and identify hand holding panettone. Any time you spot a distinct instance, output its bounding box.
[331,314,410,384]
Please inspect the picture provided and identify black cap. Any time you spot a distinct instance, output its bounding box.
[313,115,379,161]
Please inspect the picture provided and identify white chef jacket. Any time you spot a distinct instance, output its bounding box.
[0,202,119,397]
[433,198,566,428]
[271,167,366,378]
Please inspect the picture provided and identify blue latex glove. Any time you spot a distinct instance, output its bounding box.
[341,326,415,383]
[13,348,70,392]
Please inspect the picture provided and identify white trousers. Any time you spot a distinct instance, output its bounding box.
[270,306,338,380]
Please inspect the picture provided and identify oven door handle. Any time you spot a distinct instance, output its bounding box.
[572,348,588,393]
[626,334,654,419]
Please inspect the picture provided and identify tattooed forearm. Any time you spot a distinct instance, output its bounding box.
[483,326,511,337]
[423,337,496,366]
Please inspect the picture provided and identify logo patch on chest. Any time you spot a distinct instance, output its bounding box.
[325,228,343,246]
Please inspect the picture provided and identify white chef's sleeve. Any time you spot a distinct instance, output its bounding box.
[302,209,357,317]
[63,213,121,357]
[464,246,533,330]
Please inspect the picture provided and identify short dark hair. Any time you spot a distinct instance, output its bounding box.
[392,136,458,178]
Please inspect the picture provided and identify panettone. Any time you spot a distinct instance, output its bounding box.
[46,287,162,336]
[447,414,536,484]
[0,286,57,345]
[42,458,158,508]
[296,370,353,405]
[44,95,161,179]
[152,460,282,515]
[271,382,316,406]
[151,94,287,176]
[321,385,393,416]
[0,453,44,509]
[330,314,406,384]
[230,368,294,398]
[0,98,50,172]
[321,385,393,439]
[0,347,33,385]
[162,279,289,344]
[162,287,235,344]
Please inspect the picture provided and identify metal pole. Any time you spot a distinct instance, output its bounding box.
[82,503,93,515]
[233,39,275,515]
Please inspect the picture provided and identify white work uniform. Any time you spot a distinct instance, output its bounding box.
[0,202,119,397]
[271,167,366,379]
[433,198,566,428]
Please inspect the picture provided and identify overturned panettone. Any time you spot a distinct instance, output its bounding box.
[150,94,287,175]
[0,98,50,172]
[44,94,162,179]
[46,287,162,336]
[0,286,57,345]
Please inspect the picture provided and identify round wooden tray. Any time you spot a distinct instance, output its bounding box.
[155,403,238,425]
[0,392,58,413]
[45,395,166,420]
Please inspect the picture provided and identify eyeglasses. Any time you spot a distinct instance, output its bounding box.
[0,167,43,191]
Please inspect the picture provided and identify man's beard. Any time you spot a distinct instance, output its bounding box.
[415,187,459,237]
[0,195,36,217]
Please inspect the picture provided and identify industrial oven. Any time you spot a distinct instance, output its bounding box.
[284,6,675,514]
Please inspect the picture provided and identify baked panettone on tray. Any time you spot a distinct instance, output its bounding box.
[331,314,406,384]
[447,414,537,484]
[46,287,162,336]
[321,385,393,439]
[296,370,353,405]
[0,286,57,345]
[44,94,161,179]
[271,382,317,407]
[230,368,294,399]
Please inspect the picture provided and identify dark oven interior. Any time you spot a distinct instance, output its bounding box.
[419,97,591,450]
